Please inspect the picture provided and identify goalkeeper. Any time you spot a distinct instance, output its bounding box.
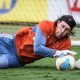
[0,15,77,68]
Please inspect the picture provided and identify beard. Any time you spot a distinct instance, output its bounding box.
[55,32,63,39]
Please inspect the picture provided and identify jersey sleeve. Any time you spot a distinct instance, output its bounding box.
[34,26,56,58]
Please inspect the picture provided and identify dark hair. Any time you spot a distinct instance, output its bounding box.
[54,15,76,36]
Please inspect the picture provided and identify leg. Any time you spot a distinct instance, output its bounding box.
[6,53,24,68]
[0,54,9,68]
[0,33,24,68]
[0,53,23,68]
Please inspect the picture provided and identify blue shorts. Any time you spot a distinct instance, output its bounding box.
[0,33,23,68]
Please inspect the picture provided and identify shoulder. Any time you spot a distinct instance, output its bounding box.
[37,20,55,37]
[38,20,54,26]
[38,20,55,32]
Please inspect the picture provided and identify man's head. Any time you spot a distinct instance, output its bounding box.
[55,15,76,39]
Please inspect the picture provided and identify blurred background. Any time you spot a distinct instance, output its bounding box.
[0,0,80,40]
[0,1,80,80]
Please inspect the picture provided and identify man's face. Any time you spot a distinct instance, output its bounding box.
[55,21,71,39]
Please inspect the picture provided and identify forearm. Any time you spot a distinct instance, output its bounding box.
[33,26,56,58]
[34,44,56,58]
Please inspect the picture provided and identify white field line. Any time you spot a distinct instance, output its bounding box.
[71,41,80,46]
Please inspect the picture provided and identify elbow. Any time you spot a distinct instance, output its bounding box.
[34,45,44,54]
[34,46,40,54]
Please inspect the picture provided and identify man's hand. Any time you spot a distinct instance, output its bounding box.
[75,58,80,69]
[54,50,77,57]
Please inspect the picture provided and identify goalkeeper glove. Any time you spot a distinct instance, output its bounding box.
[54,50,77,57]
[75,58,80,69]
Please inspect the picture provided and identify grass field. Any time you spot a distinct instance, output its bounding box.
[0,25,80,80]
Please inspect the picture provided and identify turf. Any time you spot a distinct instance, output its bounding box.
[0,46,79,80]
[0,25,79,80]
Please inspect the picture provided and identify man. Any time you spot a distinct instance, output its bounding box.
[0,15,77,68]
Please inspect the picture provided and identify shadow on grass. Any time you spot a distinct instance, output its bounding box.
[19,65,57,71]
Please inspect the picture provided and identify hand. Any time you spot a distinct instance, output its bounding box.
[75,58,80,69]
[61,50,77,56]
[54,50,77,57]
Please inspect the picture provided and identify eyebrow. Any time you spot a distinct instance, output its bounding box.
[64,24,70,29]
[63,24,71,31]
[65,27,71,31]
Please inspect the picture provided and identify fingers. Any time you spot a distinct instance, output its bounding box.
[54,50,77,57]
[75,59,80,69]
[67,50,77,56]
[61,50,77,56]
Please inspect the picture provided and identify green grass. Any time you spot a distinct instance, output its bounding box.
[0,46,79,80]
[70,27,80,40]
[0,25,80,80]
[0,25,20,33]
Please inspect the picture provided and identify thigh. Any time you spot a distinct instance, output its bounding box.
[0,34,23,68]
[0,54,9,68]
[6,53,22,68]
[0,53,23,68]
[0,33,14,55]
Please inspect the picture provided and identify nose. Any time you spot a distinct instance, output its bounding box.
[61,28,65,32]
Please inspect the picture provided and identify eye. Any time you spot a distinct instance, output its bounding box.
[62,25,65,28]
[65,28,71,32]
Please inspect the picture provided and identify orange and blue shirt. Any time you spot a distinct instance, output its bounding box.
[15,20,71,64]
